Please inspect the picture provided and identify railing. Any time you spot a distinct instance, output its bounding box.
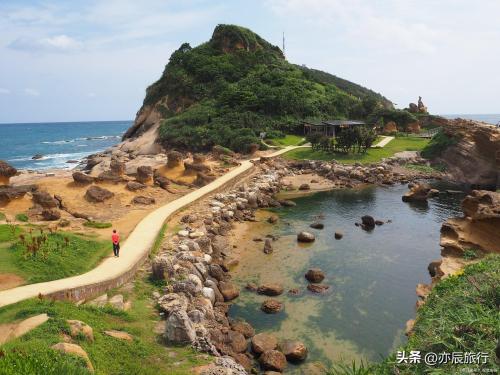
[416,127,441,138]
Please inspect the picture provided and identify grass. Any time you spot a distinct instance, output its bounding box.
[266,134,305,146]
[150,223,167,258]
[83,221,112,229]
[0,273,209,375]
[15,213,28,222]
[283,136,429,164]
[377,255,500,374]
[0,224,111,284]
[405,163,446,173]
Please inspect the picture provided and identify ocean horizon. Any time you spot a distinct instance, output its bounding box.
[1,114,498,171]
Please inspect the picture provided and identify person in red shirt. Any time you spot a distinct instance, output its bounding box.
[112,229,120,257]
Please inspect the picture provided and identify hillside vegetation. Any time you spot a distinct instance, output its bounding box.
[126,24,392,153]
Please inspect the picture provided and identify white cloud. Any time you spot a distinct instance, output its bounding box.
[0,88,10,95]
[9,34,83,53]
[87,92,96,98]
[24,88,40,96]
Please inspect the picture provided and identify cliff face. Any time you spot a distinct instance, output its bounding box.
[122,24,392,152]
[438,119,500,188]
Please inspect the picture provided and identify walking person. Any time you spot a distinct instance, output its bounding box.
[112,229,120,257]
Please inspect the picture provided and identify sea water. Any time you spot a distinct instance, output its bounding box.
[0,120,131,170]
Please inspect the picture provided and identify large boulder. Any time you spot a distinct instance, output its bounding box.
[383,121,398,134]
[152,255,174,280]
[259,350,287,372]
[0,160,17,185]
[195,172,216,187]
[0,185,38,203]
[261,299,283,314]
[158,293,189,315]
[297,231,315,243]
[361,215,375,229]
[85,186,114,203]
[131,196,155,205]
[67,320,94,342]
[136,165,153,184]
[280,340,308,362]
[218,281,240,301]
[165,309,196,344]
[110,158,125,175]
[402,183,432,202]
[251,333,278,354]
[32,191,58,208]
[231,320,255,339]
[257,283,284,296]
[305,269,325,283]
[72,171,94,185]
[42,209,61,221]
[51,343,94,373]
[126,181,146,191]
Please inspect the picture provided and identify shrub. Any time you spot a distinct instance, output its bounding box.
[15,213,28,222]
[83,221,112,229]
[421,129,460,159]
[0,211,6,220]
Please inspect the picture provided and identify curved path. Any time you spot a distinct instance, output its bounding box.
[0,146,303,308]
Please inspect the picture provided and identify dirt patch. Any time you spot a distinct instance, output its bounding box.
[0,273,25,291]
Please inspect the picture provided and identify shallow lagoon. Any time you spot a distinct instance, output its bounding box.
[229,183,465,372]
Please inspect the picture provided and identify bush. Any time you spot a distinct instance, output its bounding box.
[421,129,460,159]
[0,211,6,221]
[83,221,112,229]
[15,213,28,222]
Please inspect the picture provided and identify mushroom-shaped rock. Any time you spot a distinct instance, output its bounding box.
[131,196,155,205]
[261,299,283,314]
[0,160,17,185]
[251,333,278,354]
[67,320,94,342]
[32,191,58,208]
[194,172,216,187]
[85,185,114,203]
[297,231,315,243]
[72,171,94,185]
[280,340,308,362]
[305,269,325,283]
[51,343,94,373]
[136,165,153,184]
[257,283,284,296]
[126,181,146,191]
[260,350,287,372]
[263,238,273,254]
[167,151,184,168]
[218,281,240,301]
[110,158,125,176]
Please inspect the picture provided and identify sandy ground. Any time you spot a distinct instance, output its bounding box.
[0,274,25,291]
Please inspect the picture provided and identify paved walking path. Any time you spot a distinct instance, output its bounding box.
[0,146,303,309]
[372,136,394,148]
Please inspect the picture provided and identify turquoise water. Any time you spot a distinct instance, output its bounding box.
[229,183,465,371]
[0,120,131,170]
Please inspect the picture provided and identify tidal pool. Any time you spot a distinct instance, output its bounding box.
[229,182,465,372]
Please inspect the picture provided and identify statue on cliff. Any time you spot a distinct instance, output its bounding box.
[408,96,428,114]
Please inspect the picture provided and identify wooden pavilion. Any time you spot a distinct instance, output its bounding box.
[303,120,365,138]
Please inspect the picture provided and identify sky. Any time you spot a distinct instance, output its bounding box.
[1,0,499,123]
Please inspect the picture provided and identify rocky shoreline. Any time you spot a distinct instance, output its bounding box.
[147,155,450,374]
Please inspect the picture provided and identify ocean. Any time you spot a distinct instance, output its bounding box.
[441,113,500,124]
[0,120,132,170]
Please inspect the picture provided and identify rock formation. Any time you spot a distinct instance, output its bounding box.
[0,160,17,185]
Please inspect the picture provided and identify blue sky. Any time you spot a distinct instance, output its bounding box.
[1,0,499,123]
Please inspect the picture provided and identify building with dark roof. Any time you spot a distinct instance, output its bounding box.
[303,120,366,137]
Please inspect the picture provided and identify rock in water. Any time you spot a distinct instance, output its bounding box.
[231,320,255,338]
[297,231,315,243]
[85,186,114,203]
[257,283,284,296]
[218,281,240,301]
[259,350,287,372]
[310,222,324,229]
[361,215,375,229]
[251,333,278,354]
[280,340,308,362]
[307,283,329,293]
[334,231,343,239]
[402,183,432,202]
[305,269,325,283]
[261,299,283,314]
[165,309,196,344]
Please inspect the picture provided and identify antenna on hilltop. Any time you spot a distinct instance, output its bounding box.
[282,31,286,57]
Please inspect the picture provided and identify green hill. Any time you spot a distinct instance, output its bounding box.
[124,24,393,153]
